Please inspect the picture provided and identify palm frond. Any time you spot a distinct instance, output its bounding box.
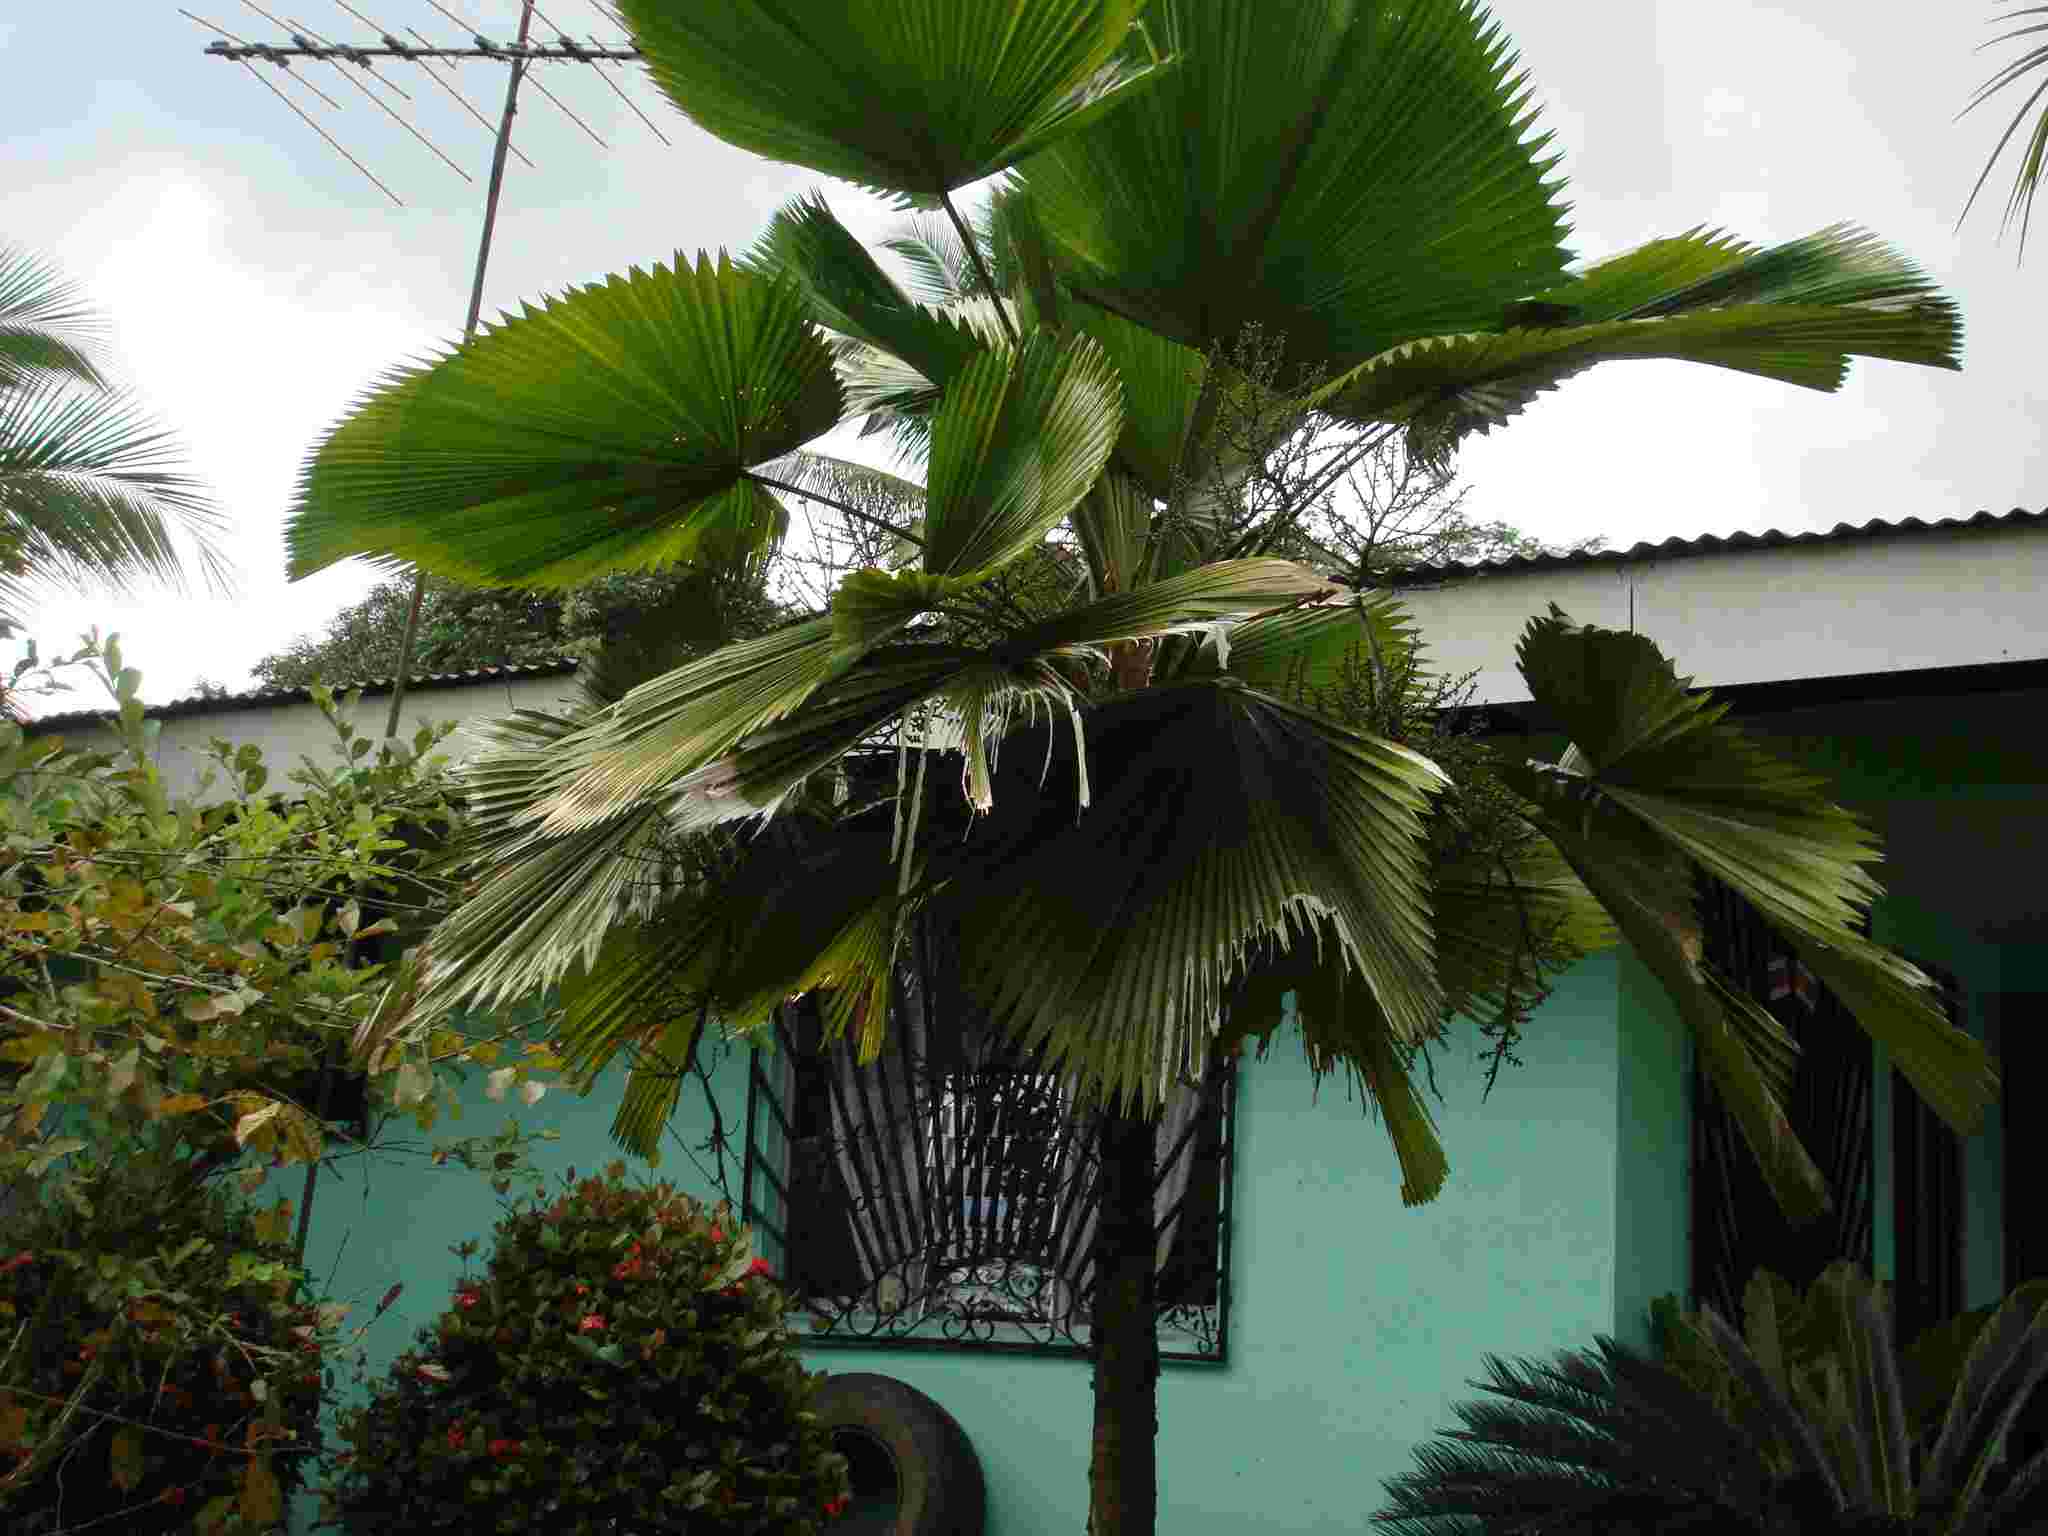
[1028,0,1572,374]
[1318,225,1961,459]
[749,195,987,385]
[0,374,233,619]
[1500,608,1998,1220]
[285,253,840,589]
[0,243,106,389]
[617,0,1171,200]
[920,328,1123,579]
[937,678,1449,1115]
[1960,5,2048,254]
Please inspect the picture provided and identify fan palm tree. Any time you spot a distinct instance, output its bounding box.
[284,4,1996,1532]
[0,243,231,640]
[1375,1266,2048,1535]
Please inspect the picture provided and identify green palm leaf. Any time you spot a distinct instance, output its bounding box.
[531,615,854,835]
[1502,608,1999,1215]
[748,195,989,385]
[921,328,1123,579]
[1069,301,1206,498]
[1026,0,1572,373]
[285,254,842,589]
[1003,555,1332,657]
[1218,590,1421,697]
[941,678,1449,1113]
[0,374,232,621]
[1317,225,1961,455]
[617,0,1171,200]
[1067,469,1153,596]
[1961,5,2048,254]
[1227,921,1451,1205]
[0,243,106,389]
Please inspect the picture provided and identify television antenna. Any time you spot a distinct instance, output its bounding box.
[185,0,664,736]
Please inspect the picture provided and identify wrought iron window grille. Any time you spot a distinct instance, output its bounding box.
[1690,873,1965,1340]
[741,990,1237,1364]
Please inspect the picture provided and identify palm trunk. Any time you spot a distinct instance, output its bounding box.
[1087,1107,1159,1536]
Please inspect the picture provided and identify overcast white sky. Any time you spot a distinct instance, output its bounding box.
[4,2,2041,705]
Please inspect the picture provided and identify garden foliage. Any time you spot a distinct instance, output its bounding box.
[324,1161,851,1535]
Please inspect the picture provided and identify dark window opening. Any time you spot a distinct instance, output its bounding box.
[743,966,1236,1362]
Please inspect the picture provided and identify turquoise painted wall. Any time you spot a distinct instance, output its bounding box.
[1613,947,1691,1353]
[286,953,1634,1532]
[266,696,2042,1530]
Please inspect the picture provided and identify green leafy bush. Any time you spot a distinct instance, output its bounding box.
[0,1151,331,1533]
[324,1161,850,1534]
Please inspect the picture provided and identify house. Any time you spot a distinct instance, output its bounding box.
[27,506,2048,1533]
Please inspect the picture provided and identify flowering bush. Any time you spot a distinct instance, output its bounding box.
[0,1154,331,1534]
[323,1161,849,1533]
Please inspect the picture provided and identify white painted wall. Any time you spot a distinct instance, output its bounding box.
[45,673,583,801]
[1398,523,2048,705]
[34,521,2048,794]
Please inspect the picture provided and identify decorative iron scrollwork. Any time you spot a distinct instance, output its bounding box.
[741,995,1236,1364]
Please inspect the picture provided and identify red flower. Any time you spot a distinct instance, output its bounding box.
[0,1251,32,1276]
[708,1227,724,1243]
[456,1290,481,1310]
[824,1494,851,1518]
[612,1259,642,1281]
[488,1437,521,1460]
[446,1425,466,1451]
[578,1314,607,1334]
[574,1283,590,1296]
[748,1258,774,1279]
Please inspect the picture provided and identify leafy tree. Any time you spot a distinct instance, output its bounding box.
[281,4,1993,1533]
[250,564,792,692]
[0,634,567,1528]
[0,245,231,639]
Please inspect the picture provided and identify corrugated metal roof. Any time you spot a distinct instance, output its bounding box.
[1383,506,2048,585]
[27,657,581,731]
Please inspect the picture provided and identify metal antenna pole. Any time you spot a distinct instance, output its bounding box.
[382,0,537,741]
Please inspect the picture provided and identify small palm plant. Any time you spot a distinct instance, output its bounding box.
[1376,1266,2048,1535]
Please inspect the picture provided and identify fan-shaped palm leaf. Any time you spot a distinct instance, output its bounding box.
[748,195,989,386]
[920,328,1122,578]
[1317,224,1961,460]
[617,0,1172,201]
[1499,607,1997,1219]
[939,678,1449,1113]
[285,254,841,589]
[1026,0,1573,374]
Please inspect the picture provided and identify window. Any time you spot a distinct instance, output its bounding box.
[1689,873,1964,1341]
[740,945,1237,1363]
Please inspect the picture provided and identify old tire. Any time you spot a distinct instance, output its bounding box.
[809,1372,985,1536]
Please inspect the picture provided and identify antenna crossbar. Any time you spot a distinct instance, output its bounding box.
[203,38,637,61]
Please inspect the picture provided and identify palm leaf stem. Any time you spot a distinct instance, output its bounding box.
[941,190,1020,345]
[745,470,927,547]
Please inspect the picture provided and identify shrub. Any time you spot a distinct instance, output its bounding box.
[0,1151,329,1534]
[324,1161,850,1534]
